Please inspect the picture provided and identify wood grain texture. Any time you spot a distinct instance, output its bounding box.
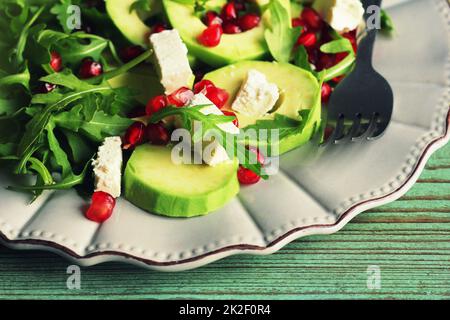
[0,144,449,300]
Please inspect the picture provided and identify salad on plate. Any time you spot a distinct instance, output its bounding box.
[0,0,393,222]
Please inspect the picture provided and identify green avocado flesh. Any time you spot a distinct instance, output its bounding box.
[205,61,321,155]
[162,0,269,67]
[124,145,240,217]
[106,0,157,47]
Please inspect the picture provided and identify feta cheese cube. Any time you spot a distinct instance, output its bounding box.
[231,69,279,117]
[92,136,123,198]
[190,93,239,166]
[313,0,364,33]
[149,29,194,94]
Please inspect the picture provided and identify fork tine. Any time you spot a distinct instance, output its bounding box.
[367,115,389,140]
[335,113,362,144]
[353,113,379,141]
[324,114,345,145]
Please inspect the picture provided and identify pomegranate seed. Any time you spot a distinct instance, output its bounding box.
[222,110,239,127]
[127,106,146,118]
[38,82,57,93]
[123,122,146,149]
[301,7,322,30]
[205,86,229,109]
[317,53,335,70]
[166,87,194,107]
[296,32,317,47]
[120,45,144,63]
[332,75,345,83]
[221,2,237,21]
[292,18,308,33]
[222,21,242,34]
[342,31,358,53]
[335,52,349,64]
[203,11,223,26]
[152,23,167,34]
[307,47,319,65]
[146,95,167,115]
[85,191,116,223]
[238,13,260,31]
[50,51,62,72]
[194,79,216,94]
[197,24,223,47]
[321,82,332,103]
[237,166,261,185]
[79,58,102,79]
[147,122,170,145]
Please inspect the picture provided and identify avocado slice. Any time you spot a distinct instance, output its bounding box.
[106,0,162,47]
[204,61,321,155]
[162,0,290,67]
[124,144,240,217]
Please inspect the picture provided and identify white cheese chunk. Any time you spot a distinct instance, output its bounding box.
[149,29,193,94]
[190,93,239,166]
[313,0,364,33]
[231,69,279,117]
[92,136,122,198]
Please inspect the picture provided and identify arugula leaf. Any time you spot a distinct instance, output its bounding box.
[264,0,301,63]
[62,129,95,164]
[0,65,30,90]
[53,104,133,142]
[381,9,394,34]
[148,105,266,178]
[293,45,317,76]
[50,0,74,34]
[318,37,356,83]
[0,143,17,157]
[46,121,72,178]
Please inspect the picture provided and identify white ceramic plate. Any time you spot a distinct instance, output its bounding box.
[0,0,449,271]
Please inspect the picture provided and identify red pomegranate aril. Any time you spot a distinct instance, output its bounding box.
[50,51,62,72]
[205,86,229,109]
[324,126,334,140]
[79,59,103,79]
[223,21,242,34]
[38,82,57,93]
[237,166,261,185]
[147,122,170,145]
[85,191,116,223]
[321,82,332,103]
[194,79,216,94]
[222,110,239,127]
[198,25,223,47]
[238,13,260,31]
[152,23,167,34]
[167,87,194,107]
[123,122,146,150]
[332,75,345,84]
[296,32,317,47]
[203,11,223,26]
[301,7,323,30]
[317,53,335,70]
[120,45,144,63]
[221,2,237,21]
[146,95,167,115]
[342,30,358,53]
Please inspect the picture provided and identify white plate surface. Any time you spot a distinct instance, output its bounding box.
[0,0,449,271]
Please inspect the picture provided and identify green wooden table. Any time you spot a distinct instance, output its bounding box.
[0,144,449,300]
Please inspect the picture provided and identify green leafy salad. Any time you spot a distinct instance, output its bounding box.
[0,0,393,221]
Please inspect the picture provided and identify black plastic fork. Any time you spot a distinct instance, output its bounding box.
[325,0,394,144]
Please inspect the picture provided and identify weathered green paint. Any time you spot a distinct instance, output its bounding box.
[0,144,449,300]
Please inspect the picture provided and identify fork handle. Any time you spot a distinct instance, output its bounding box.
[356,0,383,68]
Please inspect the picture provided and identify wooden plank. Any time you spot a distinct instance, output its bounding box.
[0,144,449,300]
